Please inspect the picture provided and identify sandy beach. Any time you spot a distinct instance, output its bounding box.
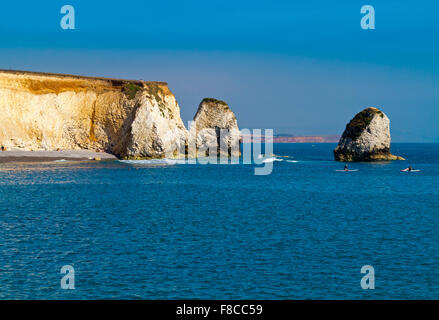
[0,150,117,163]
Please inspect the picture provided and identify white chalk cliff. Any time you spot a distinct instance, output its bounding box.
[0,70,240,159]
[189,98,240,158]
[334,107,404,161]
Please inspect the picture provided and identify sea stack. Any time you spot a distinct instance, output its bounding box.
[189,98,240,157]
[334,107,404,161]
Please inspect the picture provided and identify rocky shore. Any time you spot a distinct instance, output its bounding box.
[0,150,117,163]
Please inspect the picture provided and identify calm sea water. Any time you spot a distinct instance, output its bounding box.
[1,143,439,299]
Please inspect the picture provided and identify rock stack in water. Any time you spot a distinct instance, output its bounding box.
[189,98,240,158]
[334,107,404,161]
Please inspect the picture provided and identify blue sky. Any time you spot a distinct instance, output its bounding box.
[0,0,438,141]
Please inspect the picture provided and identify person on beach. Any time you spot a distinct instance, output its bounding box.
[1,146,4,152]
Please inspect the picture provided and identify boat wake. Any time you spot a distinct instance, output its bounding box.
[261,157,299,163]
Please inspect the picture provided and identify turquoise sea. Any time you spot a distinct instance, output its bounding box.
[1,143,439,299]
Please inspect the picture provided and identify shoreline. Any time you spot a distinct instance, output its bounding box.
[0,150,117,163]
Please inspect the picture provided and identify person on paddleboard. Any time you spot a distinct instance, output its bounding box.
[344,164,348,171]
[402,166,414,172]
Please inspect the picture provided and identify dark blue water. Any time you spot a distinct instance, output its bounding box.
[1,143,439,299]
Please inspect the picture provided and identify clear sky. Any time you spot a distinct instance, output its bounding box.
[0,0,438,141]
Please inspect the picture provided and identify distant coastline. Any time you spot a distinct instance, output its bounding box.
[241,134,340,143]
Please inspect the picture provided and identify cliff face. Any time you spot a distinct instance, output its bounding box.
[334,107,404,161]
[0,70,187,159]
[189,98,240,157]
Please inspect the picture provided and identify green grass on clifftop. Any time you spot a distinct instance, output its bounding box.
[202,98,228,106]
[122,83,142,100]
